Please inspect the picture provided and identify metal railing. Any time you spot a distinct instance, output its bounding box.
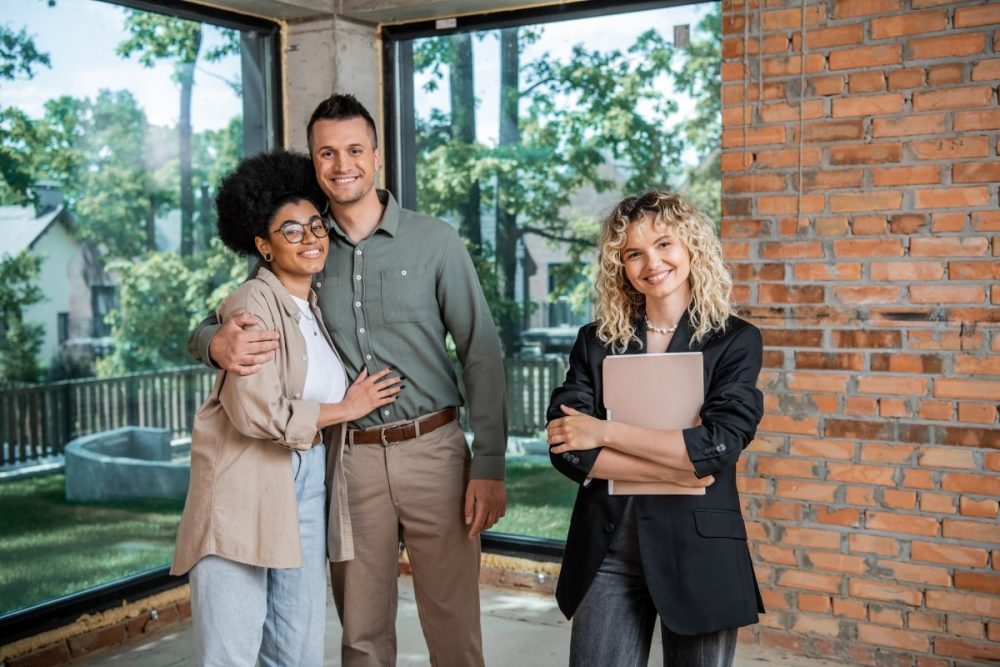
[0,357,568,467]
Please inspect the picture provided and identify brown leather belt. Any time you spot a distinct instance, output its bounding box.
[348,407,458,446]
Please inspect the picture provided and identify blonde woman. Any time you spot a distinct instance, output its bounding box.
[546,191,765,667]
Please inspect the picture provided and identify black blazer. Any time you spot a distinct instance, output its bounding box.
[547,313,765,636]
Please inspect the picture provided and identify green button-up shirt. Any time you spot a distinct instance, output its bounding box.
[192,190,508,479]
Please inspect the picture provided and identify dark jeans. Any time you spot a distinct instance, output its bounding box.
[568,500,739,667]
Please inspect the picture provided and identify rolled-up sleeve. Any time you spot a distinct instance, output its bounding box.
[216,288,318,451]
[682,325,764,478]
[547,326,603,484]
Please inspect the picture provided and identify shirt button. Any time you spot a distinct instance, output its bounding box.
[603,522,615,533]
[294,392,301,398]
[383,409,390,416]
[359,327,365,333]
[315,281,322,288]
[703,447,713,455]
[356,250,362,255]
[366,354,372,360]
[401,270,407,276]
[717,443,727,452]
[355,274,361,280]
[355,301,361,307]
[301,354,307,361]
[571,456,580,464]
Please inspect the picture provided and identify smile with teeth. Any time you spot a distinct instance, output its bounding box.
[643,269,673,285]
[331,175,359,185]
[299,248,323,259]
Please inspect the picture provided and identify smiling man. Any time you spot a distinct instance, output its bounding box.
[189,94,508,667]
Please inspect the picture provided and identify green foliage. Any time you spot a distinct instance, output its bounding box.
[0,251,45,382]
[96,241,243,375]
[0,25,51,82]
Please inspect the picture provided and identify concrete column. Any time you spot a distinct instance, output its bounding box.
[284,16,380,152]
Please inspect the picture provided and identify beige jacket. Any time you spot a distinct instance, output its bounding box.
[172,268,354,575]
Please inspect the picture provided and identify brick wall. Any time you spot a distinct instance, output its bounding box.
[720,1,999,664]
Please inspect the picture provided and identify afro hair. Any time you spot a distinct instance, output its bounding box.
[215,151,326,257]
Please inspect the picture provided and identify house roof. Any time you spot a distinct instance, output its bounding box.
[0,204,66,258]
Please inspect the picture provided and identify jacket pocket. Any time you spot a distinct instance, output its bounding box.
[694,509,748,540]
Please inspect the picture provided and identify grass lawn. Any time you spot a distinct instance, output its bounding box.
[0,459,574,615]
[0,474,184,614]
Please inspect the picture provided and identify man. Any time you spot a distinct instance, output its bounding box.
[189,94,507,666]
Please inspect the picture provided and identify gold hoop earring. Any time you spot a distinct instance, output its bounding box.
[263,252,273,263]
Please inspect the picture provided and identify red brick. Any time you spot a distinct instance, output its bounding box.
[793,263,860,281]
[847,485,877,506]
[919,400,953,421]
[914,85,993,112]
[792,614,841,637]
[833,329,901,348]
[778,569,842,594]
[926,63,965,85]
[910,284,985,304]
[950,261,1000,280]
[723,173,787,192]
[955,354,1000,375]
[833,596,868,620]
[849,71,886,93]
[812,75,846,96]
[807,551,867,574]
[801,119,865,142]
[941,473,1000,496]
[832,94,905,118]
[830,143,902,165]
[954,5,1000,28]
[760,284,825,304]
[869,606,904,627]
[878,559,951,586]
[67,625,129,657]
[926,589,1000,618]
[910,237,990,257]
[856,376,927,396]
[833,286,900,304]
[958,401,997,423]
[911,33,987,60]
[851,216,888,235]
[943,519,1000,544]
[757,456,819,479]
[757,194,825,215]
[798,593,832,613]
[722,125,786,147]
[760,241,824,259]
[762,54,826,78]
[914,186,991,209]
[909,610,945,632]
[828,463,896,486]
[756,146,823,168]
[866,511,939,537]
[762,5,827,30]
[910,136,991,159]
[857,624,929,652]
[782,526,843,550]
[833,0,901,18]
[954,162,1000,183]
[830,191,902,212]
[973,211,1000,231]
[776,480,839,502]
[919,448,975,469]
[759,586,791,610]
[887,67,927,91]
[800,169,864,191]
[960,497,999,519]
[935,637,1000,662]
[881,489,917,510]
[935,378,1000,400]
[849,579,923,606]
[6,644,73,667]
[760,414,820,436]
[814,507,863,527]
[971,58,1000,81]
[941,425,1000,448]
[947,613,986,639]
[869,261,942,281]
[762,328,823,347]
[955,109,1000,131]
[850,533,900,556]
[830,45,902,70]
[871,11,948,39]
[794,352,863,371]
[789,438,854,459]
[845,396,878,416]
[932,212,967,232]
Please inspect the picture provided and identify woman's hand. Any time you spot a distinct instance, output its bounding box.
[547,405,608,453]
[341,368,402,422]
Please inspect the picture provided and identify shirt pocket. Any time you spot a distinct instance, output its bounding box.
[380,268,428,323]
[693,509,748,540]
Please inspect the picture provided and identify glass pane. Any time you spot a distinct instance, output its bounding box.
[396,1,721,540]
[0,0,274,614]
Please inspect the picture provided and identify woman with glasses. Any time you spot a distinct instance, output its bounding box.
[546,191,765,667]
[172,151,401,666]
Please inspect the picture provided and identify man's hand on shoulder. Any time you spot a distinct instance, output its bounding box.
[464,479,507,539]
[209,311,280,376]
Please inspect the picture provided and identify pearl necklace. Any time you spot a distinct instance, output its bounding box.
[645,317,678,335]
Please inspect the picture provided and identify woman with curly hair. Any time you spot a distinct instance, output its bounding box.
[172,151,401,666]
[546,191,765,666]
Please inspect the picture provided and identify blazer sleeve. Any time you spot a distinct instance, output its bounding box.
[682,323,764,478]
[215,285,319,451]
[547,326,603,484]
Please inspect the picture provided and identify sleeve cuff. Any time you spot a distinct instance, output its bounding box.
[470,454,506,480]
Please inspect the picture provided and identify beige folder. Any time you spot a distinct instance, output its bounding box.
[602,352,705,495]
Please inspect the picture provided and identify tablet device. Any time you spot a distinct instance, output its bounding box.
[602,352,705,495]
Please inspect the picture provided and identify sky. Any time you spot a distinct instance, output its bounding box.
[3,0,243,132]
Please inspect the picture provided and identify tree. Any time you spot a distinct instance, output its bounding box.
[0,251,45,382]
[117,13,238,256]
[0,23,50,205]
[0,25,50,82]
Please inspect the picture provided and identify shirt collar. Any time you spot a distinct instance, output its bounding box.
[253,265,314,319]
[323,189,400,241]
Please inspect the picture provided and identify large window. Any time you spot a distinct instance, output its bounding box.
[384,0,721,541]
[0,0,278,617]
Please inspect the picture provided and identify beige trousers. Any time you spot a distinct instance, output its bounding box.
[330,420,484,667]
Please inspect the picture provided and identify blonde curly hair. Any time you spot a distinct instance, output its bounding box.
[595,191,733,352]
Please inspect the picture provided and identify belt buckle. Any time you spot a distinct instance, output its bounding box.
[379,426,394,447]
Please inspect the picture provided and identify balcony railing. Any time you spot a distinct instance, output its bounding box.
[0,357,568,466]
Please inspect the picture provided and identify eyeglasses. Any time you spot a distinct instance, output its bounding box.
[271,219,329,244]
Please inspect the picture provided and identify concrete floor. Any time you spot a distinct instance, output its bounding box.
[73,575,844,667]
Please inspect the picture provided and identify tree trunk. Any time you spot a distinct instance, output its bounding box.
[178,28,201,257]
[450,32,481,249]
[495,27,520,349]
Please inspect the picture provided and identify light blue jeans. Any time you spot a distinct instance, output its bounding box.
[190,444,328,667]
